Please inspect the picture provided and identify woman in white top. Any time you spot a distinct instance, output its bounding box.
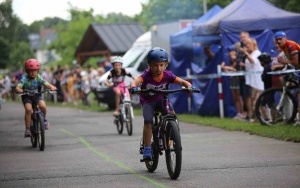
[240,38,263,122]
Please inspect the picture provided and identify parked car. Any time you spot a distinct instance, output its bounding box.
[96,32,151,109]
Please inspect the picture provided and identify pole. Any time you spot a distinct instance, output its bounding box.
[186,68,192,113]
[217,65,224,118]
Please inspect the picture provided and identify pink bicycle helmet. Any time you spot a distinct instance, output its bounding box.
[25,59,40,71]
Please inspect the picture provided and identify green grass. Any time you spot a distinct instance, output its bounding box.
[178,114,300,142]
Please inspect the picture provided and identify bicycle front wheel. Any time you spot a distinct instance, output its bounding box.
[255,88,297,125]
[30,121,37,148]
[145,134,159,172]
[37,113,45,151]
[124,104,133,136]
[165,120,182,180]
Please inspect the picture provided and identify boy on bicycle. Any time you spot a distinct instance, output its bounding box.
[130,47,192,161]
[15,59,57,137]
[104,56,135,116]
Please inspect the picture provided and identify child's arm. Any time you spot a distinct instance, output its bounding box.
[125,70,135,80]
[174,77,192,88]
[104,72,114,87]
[130,77,142,87]
[15,85,23,93]
[45,83,57,91]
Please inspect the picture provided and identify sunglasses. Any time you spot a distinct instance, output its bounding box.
[275,38,283,41]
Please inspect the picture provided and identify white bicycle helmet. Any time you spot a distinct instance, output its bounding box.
[111,56,123,64]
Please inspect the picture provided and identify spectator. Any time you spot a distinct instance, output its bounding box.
[275,31,300,69]
[0,73,11,101]
[235,31,250,118]
[274,31,300,125]
[221,44,243,119]
[97,53,112,73]
[240,37,263,122]
[67,70,75,104]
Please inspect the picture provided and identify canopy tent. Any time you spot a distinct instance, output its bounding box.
[193,0,300,35]
[168,5,222,114]
[170,5,222,77]
[170,0,300,117]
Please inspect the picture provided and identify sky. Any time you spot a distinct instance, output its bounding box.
[5,0,146,25]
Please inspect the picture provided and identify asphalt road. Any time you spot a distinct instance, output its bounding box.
[1,102,300,188]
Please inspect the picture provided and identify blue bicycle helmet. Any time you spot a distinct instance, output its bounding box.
[147,47,168,64]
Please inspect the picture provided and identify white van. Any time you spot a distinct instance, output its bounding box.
[96,31,151,109]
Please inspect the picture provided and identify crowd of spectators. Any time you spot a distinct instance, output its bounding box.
[0,59,110,106]
[221,31,300,123]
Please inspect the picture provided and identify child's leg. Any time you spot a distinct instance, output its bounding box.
[142,103,155,146]
[143,123,152,146]
[24,103,33,129]
[38,100,47,118]
[113,87,121,112]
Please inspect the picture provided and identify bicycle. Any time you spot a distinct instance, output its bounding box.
[255,69,299,125]
[19,89,56,151]
[114,86,134,136]
[131,87,201,180]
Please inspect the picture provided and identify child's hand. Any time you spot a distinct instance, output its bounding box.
[50,86,57,91]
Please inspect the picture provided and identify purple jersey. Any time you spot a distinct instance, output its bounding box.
[139,69,177,104]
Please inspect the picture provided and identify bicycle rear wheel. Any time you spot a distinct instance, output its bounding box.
[124,104,133,136]
[37,113,45,151]
[30,121,37,148]
[255,88,297,125]
[165,120,182,180]
[145,135,159,172]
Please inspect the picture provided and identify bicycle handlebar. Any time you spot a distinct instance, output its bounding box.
[18,89,57,97]
[130,87,201,95]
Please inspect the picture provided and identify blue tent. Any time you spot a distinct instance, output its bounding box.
[171,0,300,117]
[169,5,222,114]
[170,5,222,77]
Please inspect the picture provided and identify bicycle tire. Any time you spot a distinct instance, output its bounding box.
[165,120,182,180]
[255,88,297,125]
[145,135,159,172]
[30,121,37,148]
[116,113,123,134]
[37,113,45,151]
[124,104,133,136]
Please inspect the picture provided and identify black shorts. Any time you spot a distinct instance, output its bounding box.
[21,95,43,105]
[142,100,174,125]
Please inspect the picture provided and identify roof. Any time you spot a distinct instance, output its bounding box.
[193,0,300,35]
[75,23,144,64]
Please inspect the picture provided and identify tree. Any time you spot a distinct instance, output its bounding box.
[0,0,32,69]
[8,42,34,70]
[140,0,203,30]
[0,37,9,68]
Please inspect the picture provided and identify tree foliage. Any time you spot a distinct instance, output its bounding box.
[0,0,31,69]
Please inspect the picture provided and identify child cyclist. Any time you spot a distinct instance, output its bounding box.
[130,47,192,161]
[15,59,57,137]
[105,56,135,116]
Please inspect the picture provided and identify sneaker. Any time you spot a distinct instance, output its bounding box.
[44,119,50,130]
[24,129,31,138]
[143,146,152,161]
